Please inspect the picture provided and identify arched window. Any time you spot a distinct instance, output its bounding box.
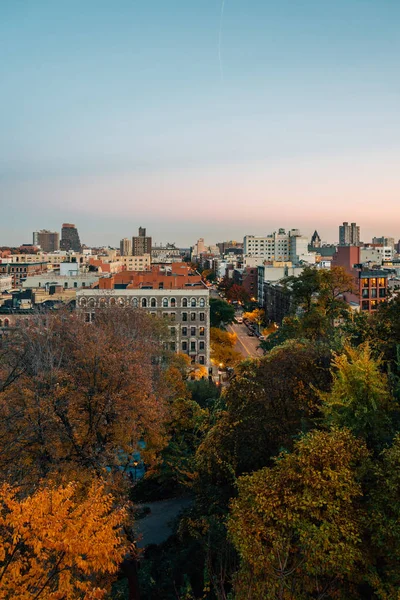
[100,297,106,307]
[118,297,125,307]
[150,298,156,307]
[88,298,95,308]
[191,298,196,307]
[110,297,116,306]
[199,298,205,307]
[132,298,138,308]
[141,298,147,308]
[170,298,176,307]
[162,298,168,307]
[79,297,87,307]
[182,298,188,307]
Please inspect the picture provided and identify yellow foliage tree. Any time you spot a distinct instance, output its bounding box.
[210,328,241,367]
[0,481,128,599]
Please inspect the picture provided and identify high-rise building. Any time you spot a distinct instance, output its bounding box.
[60,223,82,252]
[33,230,60,252]
[120,238,132,256]
[339,222,360,246]
[132,227,152,256]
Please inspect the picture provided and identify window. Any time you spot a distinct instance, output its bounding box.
[171,298,176,307]
[362,289,369,298]
[132,298,138,308]
[170,342,176,351]
[191,312,196,321]
[119,298,125,306]
[190,341,196,352]
[110,297,116,306]
[199,341,205,350]
[199,312,205,321]
[80,297,87,307]
[162,298,168,307]
[182,327,187,336]
[371,289,377,298]
[159,282,164,289]
[170,327,176,336]
[199,298,205,307]
[378,277,386,287]
[182,298,188,307]
[379,288,386,298]
[88,298,95,307]
[82,282,86,287]
[370,300,377,310]
[370,278,377,287]
[141,298,147,307]
[85,313,91,322]
[199,327,205,336]
[170,313,176,322]
[64,282,68,288]
[199,355,205,365]
[190,327,196,336]
[191,298,196,307]
[182,341,188,351]
[362,279,369,288]
[74,282,78,288]
[182,312,188,322]
[151,298,156,307]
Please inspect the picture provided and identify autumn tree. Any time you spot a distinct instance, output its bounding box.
[228,429,369,600]
[0,308,171,489]
[243,308,265,332]
[0,480,128,599]
[210,327,242,367]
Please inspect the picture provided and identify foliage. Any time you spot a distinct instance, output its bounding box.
[0,480,128,599]
[225,284,249,304]
[0,309,171,489]
[209,298,235,328]
[210,327,242,367]
[321,343,398,452]
[186,379,220,409]
[228,429,369,600]
[243,309,265,330]
[201,269,217,283]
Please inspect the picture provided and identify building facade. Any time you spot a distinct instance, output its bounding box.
[339,222,360,246]
[33,230,60,252]
[60,223,82,252]
[132,227,152,256]
[120,238,133,256]
[118,255,151,271]
[77,288,210,366]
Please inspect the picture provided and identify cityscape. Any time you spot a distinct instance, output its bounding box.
[1,1,400,599]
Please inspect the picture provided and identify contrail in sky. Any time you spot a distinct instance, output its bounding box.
[218,0,226,82]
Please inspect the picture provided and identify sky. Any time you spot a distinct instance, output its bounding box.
[0,0,399,247]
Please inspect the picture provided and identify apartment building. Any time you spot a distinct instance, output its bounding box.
[118,254,151,271]
[339,222,360,246]
[132,227,152,256]
[120,238,133,256]
[33,230,60,252]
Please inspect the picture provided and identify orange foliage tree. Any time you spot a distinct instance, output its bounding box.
[0,481,128,599]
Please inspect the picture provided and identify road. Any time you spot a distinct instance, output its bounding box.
[227,322,264,359]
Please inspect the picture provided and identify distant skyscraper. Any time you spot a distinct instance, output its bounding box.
[33,230,60,252]
[60,223,81,252]
[310,230,321,248]
[339,222,360,246]
[372,236,395,249]
[120,238,132,256]
[132,227,152,256]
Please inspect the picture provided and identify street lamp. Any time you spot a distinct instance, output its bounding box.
[133,460,139,482]
[219,363,223,385]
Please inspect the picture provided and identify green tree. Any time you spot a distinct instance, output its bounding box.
[209,298,235,328]
[228,428,369,600]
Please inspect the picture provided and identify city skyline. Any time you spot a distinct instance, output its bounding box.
[1,0,399,245]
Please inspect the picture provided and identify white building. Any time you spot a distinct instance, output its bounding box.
[0,275,13,293]
[22,273,102,290]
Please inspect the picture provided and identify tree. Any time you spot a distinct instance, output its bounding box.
[209,298,235,328]
[321,343,398,452]
[0,480,128,599]
[228,429,369,600]
[225,284,250,304]
[210,327,242,368]
[0,309,171,489]
[243,309,265,332]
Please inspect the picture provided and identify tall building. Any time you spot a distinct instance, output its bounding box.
[132,227,152,256]
[33,230,60,252]
[60,223,81,252]
[120,238,132,256]
[339,222,360,246]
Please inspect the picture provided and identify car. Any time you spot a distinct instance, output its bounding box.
[259,335,267,341]
[236,316,243,324]
[247,331,255,336]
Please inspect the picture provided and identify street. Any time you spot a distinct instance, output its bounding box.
[227,322,264,359]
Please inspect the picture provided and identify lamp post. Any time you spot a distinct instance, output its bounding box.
[133,460,139,483]
[219,363,223,385]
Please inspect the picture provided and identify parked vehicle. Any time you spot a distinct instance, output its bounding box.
[247,331,255,337]
[236,316,243,324]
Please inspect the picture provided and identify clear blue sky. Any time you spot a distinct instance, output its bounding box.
[1,0,399,246]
